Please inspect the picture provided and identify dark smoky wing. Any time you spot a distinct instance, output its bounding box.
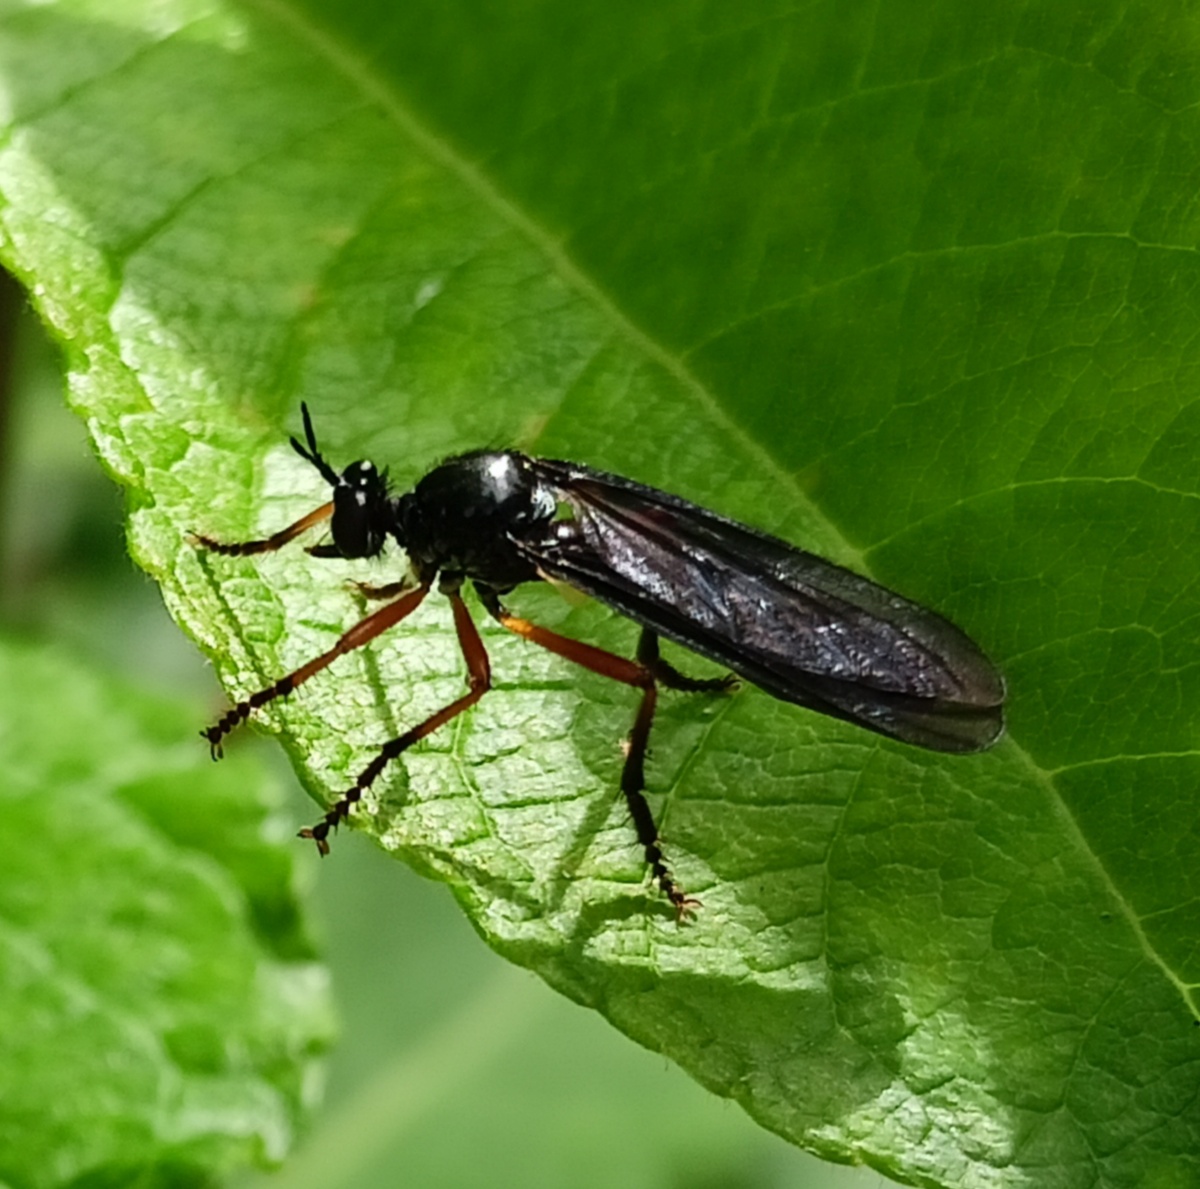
[518,461,1005,753]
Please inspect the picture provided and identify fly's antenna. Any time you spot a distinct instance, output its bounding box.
[289,402,340,487]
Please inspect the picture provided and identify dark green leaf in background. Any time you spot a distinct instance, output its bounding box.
[0,1,1197,1186]
[0,637,333,1187]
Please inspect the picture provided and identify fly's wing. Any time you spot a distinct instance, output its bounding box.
[519,461,1005,753]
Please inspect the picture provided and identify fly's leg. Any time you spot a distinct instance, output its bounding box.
[191,501,334,556]
[620,680,702,921]
[636,629,738,694]
[477,586,699,921]
[349,578,420,601]
[300,588,490,853]
[201,584,430,756]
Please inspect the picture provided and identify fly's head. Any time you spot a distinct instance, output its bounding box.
[327,459,392,558]
[290,404,393,559]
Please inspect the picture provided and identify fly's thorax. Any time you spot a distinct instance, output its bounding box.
[397,451,556,585]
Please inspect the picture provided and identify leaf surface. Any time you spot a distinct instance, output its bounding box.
[1,1,1197,1185]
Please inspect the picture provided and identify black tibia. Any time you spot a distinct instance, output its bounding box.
[636,628,737,693]
[300,590,492,854]
[200,585,430,758]
[622,681,699,920]
[477,588,707,919]
[191,501,334,557]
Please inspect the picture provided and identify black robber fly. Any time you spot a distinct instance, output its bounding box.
[196,405,1005,918]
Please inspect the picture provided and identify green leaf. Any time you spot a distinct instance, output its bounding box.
[2,1,1198,1186]
[0,636,333,1187]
